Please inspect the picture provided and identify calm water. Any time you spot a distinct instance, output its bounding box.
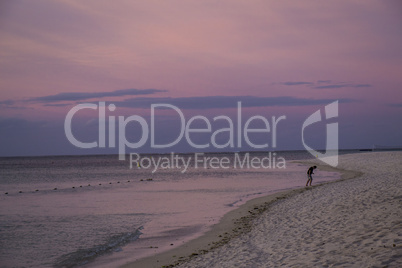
[0,151,358,267]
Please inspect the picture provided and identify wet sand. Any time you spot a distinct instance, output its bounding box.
[122,151,402,267]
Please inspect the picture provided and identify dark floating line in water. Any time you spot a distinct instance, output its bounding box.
[4,179,137,196]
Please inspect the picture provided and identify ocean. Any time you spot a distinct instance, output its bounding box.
[0,151,358,267]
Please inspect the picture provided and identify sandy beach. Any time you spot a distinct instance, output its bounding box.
[124,151,402,267]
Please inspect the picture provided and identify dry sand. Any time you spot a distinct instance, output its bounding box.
[123,152,402,267]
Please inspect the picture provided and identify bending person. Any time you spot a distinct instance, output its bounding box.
[306,166,317,186]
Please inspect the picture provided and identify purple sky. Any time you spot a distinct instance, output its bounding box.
[0,0,401,157]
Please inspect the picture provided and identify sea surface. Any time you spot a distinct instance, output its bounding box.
[0,150,360,267]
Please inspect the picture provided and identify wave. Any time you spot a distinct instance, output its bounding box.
[54,226,143,268]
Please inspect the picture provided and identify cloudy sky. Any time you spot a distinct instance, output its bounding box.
[0,0,401,156]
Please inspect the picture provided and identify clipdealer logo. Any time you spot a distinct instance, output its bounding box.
[302,101,339,167]
[64,102,286,159]
[64,100,339,170]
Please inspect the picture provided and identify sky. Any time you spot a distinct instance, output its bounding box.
[0,0,401,157]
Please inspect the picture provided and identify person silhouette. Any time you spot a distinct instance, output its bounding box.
[306,166,317,186]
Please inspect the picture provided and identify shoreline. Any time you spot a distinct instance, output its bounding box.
[122,157,362,268]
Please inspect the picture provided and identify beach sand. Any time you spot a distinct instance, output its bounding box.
[123,152,402,267]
